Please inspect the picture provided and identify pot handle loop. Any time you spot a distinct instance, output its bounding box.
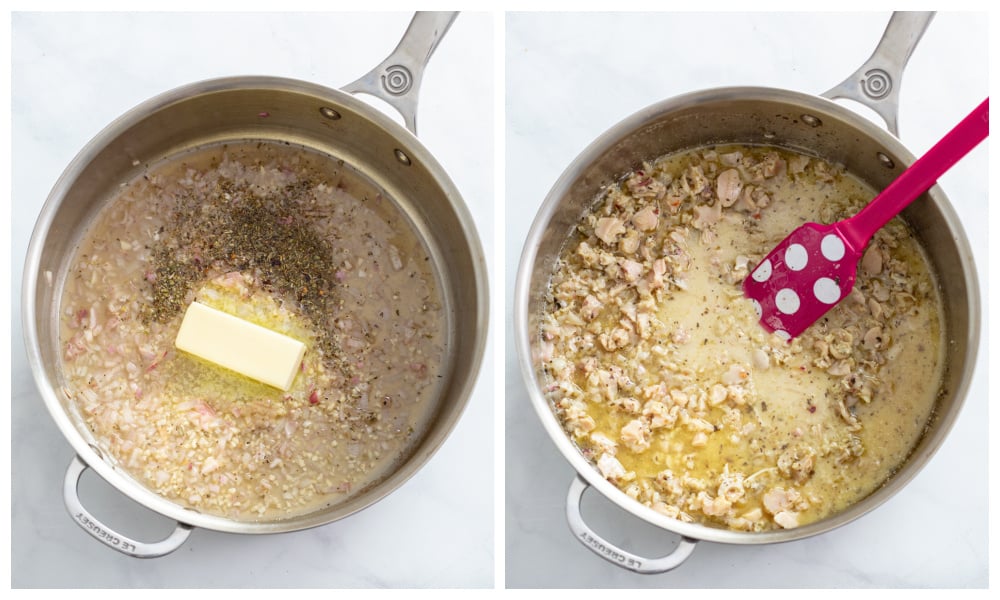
[63,455,193,558]
[566,475,698,574]
[341,11,458,136]
[821,11,935,137]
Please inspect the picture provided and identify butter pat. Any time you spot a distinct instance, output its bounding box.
[175,301,306,391]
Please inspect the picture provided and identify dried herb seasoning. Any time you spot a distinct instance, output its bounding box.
[143,177,344,371]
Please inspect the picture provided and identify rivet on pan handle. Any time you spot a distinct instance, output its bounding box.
[342,11,458,136]
[822,11,935,137]
[566,475,698,574]
[63,455,194,558]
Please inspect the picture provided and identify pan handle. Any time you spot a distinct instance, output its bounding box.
[566,475,699,574]
[64,455,193,558]
[341,11,458,136]
[821,11,935,137]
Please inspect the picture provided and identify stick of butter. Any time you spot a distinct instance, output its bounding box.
[175,301,306,391]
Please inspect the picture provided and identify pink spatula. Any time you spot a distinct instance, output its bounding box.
[743,98,988,340]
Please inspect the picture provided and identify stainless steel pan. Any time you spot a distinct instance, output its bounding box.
[23,12,488,558]
[514,12,979,573]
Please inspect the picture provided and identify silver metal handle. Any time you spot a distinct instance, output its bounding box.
[566,475,698,574]
[822,11,935,137]
[64,455,193,558]
[341,11,458,135]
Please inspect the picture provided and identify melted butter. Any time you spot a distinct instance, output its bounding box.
[158,274,320,402]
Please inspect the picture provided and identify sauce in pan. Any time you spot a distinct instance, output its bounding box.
[540,145,943,531]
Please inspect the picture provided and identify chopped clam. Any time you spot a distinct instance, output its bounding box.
[788,154,809,174]
[621,419,651,453]
[708,384,728,406]
[762,487,801,515]
[682,165,710,196]
[868,299,883,320]
[716,169,744,207]
[632,205,659,231]
[618,258,644,282]
[580,295,602,321]
[597,453,627,480]
[698,491,731,517]
[619,229,641,254]
[773,510,800,529]
[691,202,722,230]
[595,217,626,245]
[827,360,852,377]
[751,348,770,370]
[861,244,883,276]
[589,432,618,455]
[863,326,883,350]
[721,363,750,385]
[719,151,743,167]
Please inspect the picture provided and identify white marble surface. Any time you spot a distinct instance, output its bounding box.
[11,11,494,588]
[505,12,988,588]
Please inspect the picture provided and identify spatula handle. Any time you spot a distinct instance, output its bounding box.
[842,98,988,251]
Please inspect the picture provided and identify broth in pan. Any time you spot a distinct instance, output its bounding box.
[60,141,447,521]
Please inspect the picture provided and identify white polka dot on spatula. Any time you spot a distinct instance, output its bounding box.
[821,234,845,261]
[813,277,842,304]
[774,330,791,341]
[775,288,800,314]
[751,299,762,318]
[784,244,808,271]
[751,259,773,282]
